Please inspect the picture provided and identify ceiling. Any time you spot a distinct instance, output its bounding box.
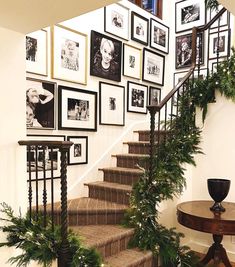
[219,0,235,16]
[0,0,118,34]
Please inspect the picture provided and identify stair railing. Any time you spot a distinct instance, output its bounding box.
[18,140,73,267]
[147,7,227,182]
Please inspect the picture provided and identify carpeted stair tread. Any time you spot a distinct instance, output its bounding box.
[99,166,144,173]
[85,181,132,192]
[104,248,153,267]
[112,153,149,158]
[123,141,151,144]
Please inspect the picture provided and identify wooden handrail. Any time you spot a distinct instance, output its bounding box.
[18,140,73,148]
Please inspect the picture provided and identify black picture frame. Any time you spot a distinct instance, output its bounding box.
[131,11,149,45]
[90,30,122,82]
[26,78,56,130]
[149,86,161,105]
[58,85,97,131]
[127,81,148,114]
[142,48,165,86]
[174,68,208,86]
[67,136,88,165]
[209,5,229,29]
[99,82,125,126]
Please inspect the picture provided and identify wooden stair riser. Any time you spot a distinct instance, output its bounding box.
[138,131,167,142]
[128,143,150,154]
[116,155,149,169]
[88,185,130,205]
[103,170,141,186]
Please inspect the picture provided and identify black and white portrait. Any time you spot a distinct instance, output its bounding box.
[154,26,166,47]
[111,10,124,28]
[147,58,160,77]
[90,31,122,82]
[26,36,37,62]
[129,55,135,68]
[149,87,161,106]
[136,23,144,36]
[181,4,200,25]
[109,97,116,110]
[74,144,81,157]
[131,89,144,108]
[67,98,89,121]
[61,38,79,71]
[213,36,225,53]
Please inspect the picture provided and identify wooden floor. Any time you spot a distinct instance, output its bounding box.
[197,252,235,267]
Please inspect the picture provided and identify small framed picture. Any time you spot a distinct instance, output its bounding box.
[142,48,165,86]
[209,58,227,74]
[26,134,65,179]
[26,78,56,129]
[90,30,122,82]
[58,85,97,131]
[149,87,161,105]
[209,5,229,29]
[51,24,87,85]
[208,30,230,59]
[99,82,125,126]
[127,81,148,114]
[174,68,208,86]
[150,18,169,54]
[123,43,142,80]
[104,3,129,40]
[176,32,204,69]
[175,0,206,33]
[26,29,48,76]
[131,12,149,45]
[67,136,88,165]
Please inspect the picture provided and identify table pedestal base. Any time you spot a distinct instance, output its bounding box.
[200,234,232,267]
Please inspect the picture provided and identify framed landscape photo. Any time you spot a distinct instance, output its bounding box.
[127,81,148,114]
[26,134,65,179]
[90,30,122,82]
[123,43,142,80]
[149,86,161,105]
[67,136,88,165]
[58,85,97,131]
[99,82,125,126]
[175,0,206,33]
[26,29,48,76]
[208,30,230,59]
[104,3,129,40]
[51,24,87,84]
[131,12,149,45]
[150,18,169,54]
[26,78,56,129]
[142,48,165,86]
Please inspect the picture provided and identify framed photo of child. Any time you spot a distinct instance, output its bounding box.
[131,12,149,45]
[51,24,87,85]
[67,136,88,165]
[90,30,122,82]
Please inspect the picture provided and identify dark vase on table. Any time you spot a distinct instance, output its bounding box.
[207,178,231,212]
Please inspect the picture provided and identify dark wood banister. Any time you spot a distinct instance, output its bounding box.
[18,140,73,147]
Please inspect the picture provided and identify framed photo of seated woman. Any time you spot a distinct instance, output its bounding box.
[90,30,122,82]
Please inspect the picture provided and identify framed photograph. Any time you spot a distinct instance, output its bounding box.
[175,0,206,33]
[209,5,229,29]
[127,81,148,114]
[123,43,142,80]
[90,30,122,82]
[208,30,230,59]
[67,136,88,165]
[51,24,87,84]
[174,68,208,86]
[176,32,204,69]
[26,29,48,76]
[99,82,125,126]
[26,78,56,129]
[131,12,149,45]
[104,3,129,40]
[26,134,65,179]
[149,86,161,105]
[150,18,169,54]
[58,85,97,131]
[131,0,163,18]
[142,48,165,86]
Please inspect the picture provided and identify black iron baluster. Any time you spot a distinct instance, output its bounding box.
[216,14,221,68]
[42,146,47,227]
[35,146,39,220]
[28,145,32,221]
[50,147,54,231]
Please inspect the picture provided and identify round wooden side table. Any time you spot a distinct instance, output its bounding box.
[177,200,235,267]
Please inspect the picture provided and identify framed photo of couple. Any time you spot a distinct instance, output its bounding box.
[67,136,88,165]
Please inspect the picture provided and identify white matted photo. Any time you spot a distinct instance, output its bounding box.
[67,136,88,165]
[99,82,125,126]
[26,29,48,76]
[209,30,230,59]
[104,3,129,40]
[51,24,87,84]
[174,68,208,86]
[131,11,149,45]
[209,5,229,29]
[149,87,161,105]
[123,43,142,80]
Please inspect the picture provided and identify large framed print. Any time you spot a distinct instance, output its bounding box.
[150,18,169,54]
[51,24,87,85]
[208,30,230,59]
[174,68,208,86]
[67,136,88,165]
[26,29,48,76]
[176,32,204,69]
[123,43,142,80]
[127,81,148,114]
[58,85,97,131]
[149,86,161,105]
[175,0,206,33]
[99,82,125,126]
[142,48,165,86]
[104,3,129,40]
[26,78,56,129]
[90,30,122,82]
[209,5,229,29]
[26,134,65,179]
[131,12,149,45]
